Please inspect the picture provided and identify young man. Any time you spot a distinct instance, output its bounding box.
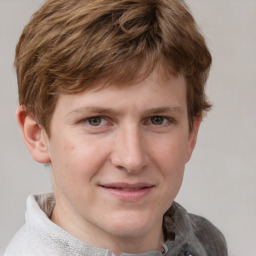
[5,0,228,255]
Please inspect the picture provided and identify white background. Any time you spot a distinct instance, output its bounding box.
[0,1,255,255]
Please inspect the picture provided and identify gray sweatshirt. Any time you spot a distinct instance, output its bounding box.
[4,193,228,256]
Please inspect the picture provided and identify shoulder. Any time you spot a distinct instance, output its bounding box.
[4,224,33,256]
[4,223,57,256]
[189,213,228,256]
[164,202,228,256]
[4,194,55,256]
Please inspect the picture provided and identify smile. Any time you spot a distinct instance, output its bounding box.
[100,183,155,202]
[114,187,143,191]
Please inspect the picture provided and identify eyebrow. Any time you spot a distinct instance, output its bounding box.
[143,106,183,115]
[67,105,183,117]
[67,106,121,117]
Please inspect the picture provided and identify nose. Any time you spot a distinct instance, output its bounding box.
[110,125,147,173]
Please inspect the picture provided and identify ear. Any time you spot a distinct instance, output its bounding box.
[16,106,50,163]
[185,114,202,163]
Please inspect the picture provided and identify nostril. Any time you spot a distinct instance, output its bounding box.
[116,165,129,172]
[111,153,146,174]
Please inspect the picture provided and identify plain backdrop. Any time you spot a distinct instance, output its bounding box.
[1,1,256,255]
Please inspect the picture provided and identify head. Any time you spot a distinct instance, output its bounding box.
[15,0,212,253]
[15,0,211,135]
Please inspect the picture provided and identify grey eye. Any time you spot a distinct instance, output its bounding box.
[151,116,164,125]
[88,117,102,126]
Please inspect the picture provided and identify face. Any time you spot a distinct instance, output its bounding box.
[39,68,200,250]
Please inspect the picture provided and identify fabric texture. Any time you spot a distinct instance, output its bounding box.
[4,193,228,256]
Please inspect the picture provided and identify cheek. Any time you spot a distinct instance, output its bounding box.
[150,147,186,214]
[150,134,188,196]
[49,137,108,205]
[151,135,189,170]
[51,136,110,183]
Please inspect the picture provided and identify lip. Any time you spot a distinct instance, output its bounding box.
[99,182,155,202]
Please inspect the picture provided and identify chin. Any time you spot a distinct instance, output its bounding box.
[109,224,150,239]
[105,210,159,238]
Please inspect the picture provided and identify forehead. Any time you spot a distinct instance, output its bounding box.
[53,68,187,117]
[67,64,184,98]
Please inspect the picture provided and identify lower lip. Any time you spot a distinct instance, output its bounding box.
[101,187,154,202]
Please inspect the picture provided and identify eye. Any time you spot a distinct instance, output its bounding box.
[150,116,168,125]
[87,116,107,126]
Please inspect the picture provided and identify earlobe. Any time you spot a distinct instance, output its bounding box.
[185,114,202,163]
[16,106,50,163]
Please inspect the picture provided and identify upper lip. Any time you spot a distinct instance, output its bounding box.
[99,182,155,190]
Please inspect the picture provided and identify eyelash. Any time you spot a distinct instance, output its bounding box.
[84,116,109,127]
[146,116,173,126]
[80,115,175,130]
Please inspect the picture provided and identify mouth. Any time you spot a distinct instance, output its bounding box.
[99,183,155,201]
[100,182,154,190]
[113,187,146,191]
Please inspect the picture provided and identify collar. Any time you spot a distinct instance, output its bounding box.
[25,193,196,256]
[163,203,196,255]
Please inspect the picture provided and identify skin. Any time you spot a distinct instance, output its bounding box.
[17,67,201,256]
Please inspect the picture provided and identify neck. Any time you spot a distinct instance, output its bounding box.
[51,205,164,255]
[50,191,165,255]
[107,232,165,256]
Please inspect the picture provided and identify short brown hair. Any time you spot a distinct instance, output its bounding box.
[15,0,212,134]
